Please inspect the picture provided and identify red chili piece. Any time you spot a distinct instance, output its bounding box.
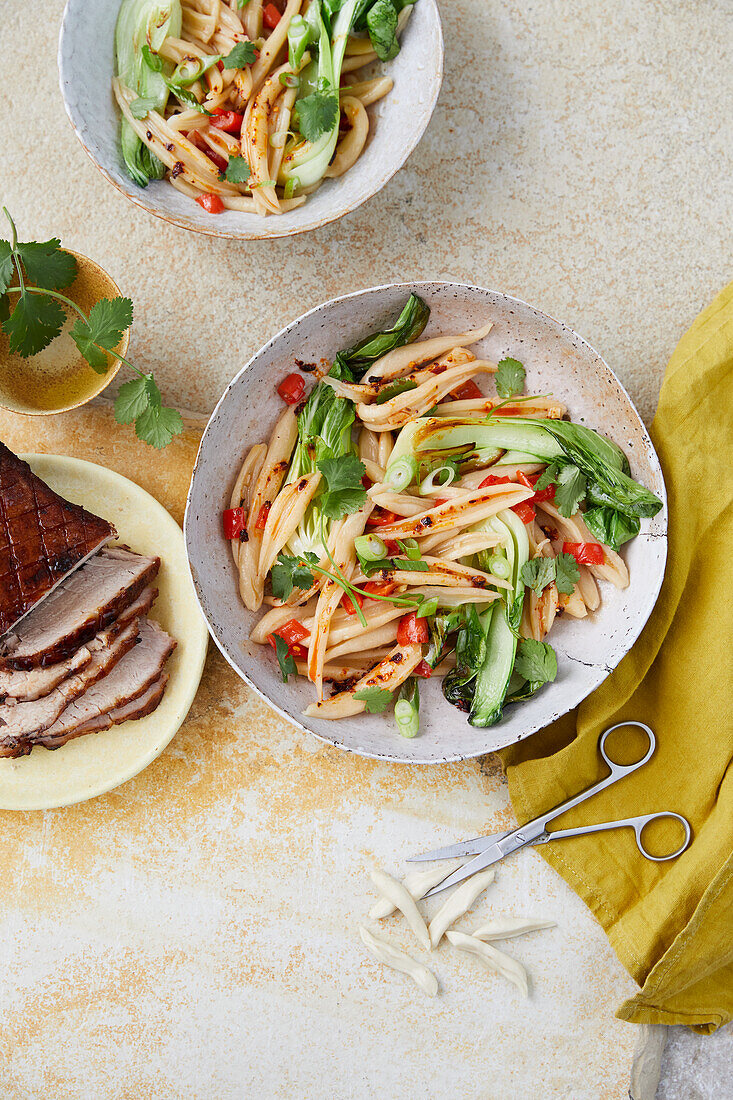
[263,3,281,28]
[277,373,306,404]
[341,591,364,616]
[211,108,244,134]
[195,192,225,214]
[222,506,247,539]
[397,611,429,646]
[450,380,483,401]
[414,659,433,678]
[562,542,604,565]
[255,503,271,529]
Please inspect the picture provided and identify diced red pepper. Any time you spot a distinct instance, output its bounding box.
[414,659,433,678]
[434,497,450,507]
[268,619,310,647]
[222,506,247,539]
[211,108,244,134]
[397,611,429,646]
[533,482,555,502]
[384,540,400,555]
[341,591,364,616]
[255,503,271,529]
[366,509,399,527]
[516,471,534,489]
[217,60,224,72]
[362,580,397,598]
[516,469,555,502]
[361,474,372,489]
[195,192,225,214]
[563,542,605,565]
[450,379,483,401]
[277,373,306,404]
[263,2,281,28]
[512,500,536,524]
[479,474,512,488]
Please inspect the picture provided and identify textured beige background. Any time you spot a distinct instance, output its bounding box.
[1,0,732,1097]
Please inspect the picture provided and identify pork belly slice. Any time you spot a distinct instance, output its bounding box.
[39,673,170,748]
[0,586,158,702]
[0,620,141,755]
[29,619,176,752]
[0,548,159,670]
[0,443,115,636]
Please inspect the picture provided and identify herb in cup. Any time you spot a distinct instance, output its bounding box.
[0,210,181,448]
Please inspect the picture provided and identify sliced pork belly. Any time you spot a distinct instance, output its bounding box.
[0,620,141,756]
[0,548,159,670]
[0,586,158,702]
[44,673,170,745]
[31,619,175,751]
[0,443,115,635]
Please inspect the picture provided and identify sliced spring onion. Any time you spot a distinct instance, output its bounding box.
[355,534,388,562]
[283,176,299,199]
[488,554,511,579]
[395,679,420,738]
[398,538,420,560]
[172,54,221,86]
[416,597,438,619]
[287,14,310,69]
[279,72,300,88]
[419,466,456,494]
[387,455,417,491]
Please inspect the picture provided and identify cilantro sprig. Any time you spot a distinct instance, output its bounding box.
[535,461,587,517]
[295,92,340,143]
[520,552,580,597]
[0,209,182,449]
[495,357,526,399]
[354,686,393,713]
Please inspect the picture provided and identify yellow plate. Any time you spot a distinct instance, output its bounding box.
[0,454,208,810]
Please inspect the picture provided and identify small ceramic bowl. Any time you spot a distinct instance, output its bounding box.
[185,283,668,763]
[58,0,443,240]
[0,249,126,415]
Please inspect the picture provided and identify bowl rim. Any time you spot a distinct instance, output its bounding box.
[57,0,444,240]
[0,247,127,416]
[184,280,668,763]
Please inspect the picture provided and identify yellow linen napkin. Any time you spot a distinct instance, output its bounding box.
[500,283,733,1032]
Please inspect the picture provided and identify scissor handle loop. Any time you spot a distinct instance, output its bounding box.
[599,721,656,775]
[634,811,692,862]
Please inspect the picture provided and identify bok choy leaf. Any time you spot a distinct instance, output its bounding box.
[115,0,182,186]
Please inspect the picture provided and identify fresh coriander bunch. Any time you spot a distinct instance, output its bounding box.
[0,209,182,448]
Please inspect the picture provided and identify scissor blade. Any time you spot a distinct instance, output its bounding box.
[406,830,508,863]
[422,842,505,897]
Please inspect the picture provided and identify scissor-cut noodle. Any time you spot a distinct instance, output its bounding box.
[366,321,495,381]
[359,926,438,998]
[369,866,454,920]
[446,930,528,997]
[369,870,430,950]
[472,917,556,941]
[428,869,496,948]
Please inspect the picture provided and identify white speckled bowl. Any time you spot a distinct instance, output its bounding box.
[58,0,443,239]
[184,283,667,762]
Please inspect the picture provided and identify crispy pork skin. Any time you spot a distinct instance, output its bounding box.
[0,444,115,635]
[0,549,159,670]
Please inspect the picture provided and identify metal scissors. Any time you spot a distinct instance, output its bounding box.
[409,722,692,897]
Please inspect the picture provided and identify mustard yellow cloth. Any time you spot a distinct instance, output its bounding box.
[500,283,733,1033]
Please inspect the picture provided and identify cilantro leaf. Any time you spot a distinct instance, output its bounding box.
[222,41,257,68]
[2,293,66,357]
[70,296,133,374]
[554,552,580,595]
[553,464,586,518]
[317,453,367,519]
[274,634,297,682]
[520,557,556,596]
[0,240,15,294]
[15,239,77,291]
[270,552,318,600]
[114,377,149,424]
[354,686,393,713]
[134,402,184,449]
[495,358,526,400]
[375,379,418,405]
[366,0,401,62]
[534,461,560,492]
[295,92,339,142]
[514,639,558,686]
[224,156,251,184]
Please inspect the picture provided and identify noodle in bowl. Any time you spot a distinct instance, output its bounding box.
[58,0,443,238]
[184,283,668,763]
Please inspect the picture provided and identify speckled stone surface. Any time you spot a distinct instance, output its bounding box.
[0,1,731,1096]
